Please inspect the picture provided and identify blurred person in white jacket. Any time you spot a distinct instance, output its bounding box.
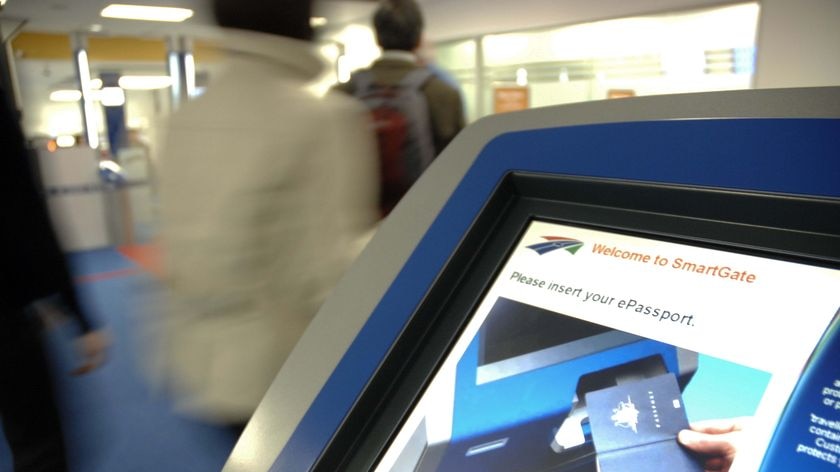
[153,0,379,429]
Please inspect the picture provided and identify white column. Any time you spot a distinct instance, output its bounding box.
[167,36,195,110]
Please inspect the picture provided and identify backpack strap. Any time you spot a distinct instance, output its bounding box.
[351,70,375,96]
[399,67,435,90]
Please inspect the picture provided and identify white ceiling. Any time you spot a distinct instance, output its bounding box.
[0,0,380,40]
[1,0,212,39]
[1,0,745,42]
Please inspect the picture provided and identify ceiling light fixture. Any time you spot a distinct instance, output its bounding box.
[100,4,194,22]
[50,90,83,102]
[310,17,328,28]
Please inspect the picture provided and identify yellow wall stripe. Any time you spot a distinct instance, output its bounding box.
[12,32,221,62]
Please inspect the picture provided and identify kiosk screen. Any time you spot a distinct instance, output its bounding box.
[375,219,840,472]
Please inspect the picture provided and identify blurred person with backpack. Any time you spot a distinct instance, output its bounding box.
[152,0,379,430]
[336,0,465,217]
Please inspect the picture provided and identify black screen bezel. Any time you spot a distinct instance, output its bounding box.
[312,172,840,471]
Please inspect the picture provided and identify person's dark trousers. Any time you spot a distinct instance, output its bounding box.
[0,311,68,472]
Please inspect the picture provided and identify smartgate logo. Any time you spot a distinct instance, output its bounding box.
[527,236,584,255]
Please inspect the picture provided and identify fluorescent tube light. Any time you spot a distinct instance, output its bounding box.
[101,4,194,22]
[97,87,126,107]
[516,68,528,86]
[56,135,77,148]
[50,90,82,102]
[99,160,123,174]
[76,49,100,149]
[337,55,351,83]
[118,75,173,90]
[184,54,196,97]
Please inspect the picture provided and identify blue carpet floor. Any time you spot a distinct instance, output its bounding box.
[0,249,238,472]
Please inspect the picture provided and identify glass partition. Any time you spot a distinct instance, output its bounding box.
[9,32,227,245]
[429,39,479,122]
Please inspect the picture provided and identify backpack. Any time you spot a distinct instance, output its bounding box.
[352,68,435,216]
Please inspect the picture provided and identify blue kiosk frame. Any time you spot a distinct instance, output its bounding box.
[225,87,840,472]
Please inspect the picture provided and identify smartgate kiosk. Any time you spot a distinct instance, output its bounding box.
[225,87,840,472]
